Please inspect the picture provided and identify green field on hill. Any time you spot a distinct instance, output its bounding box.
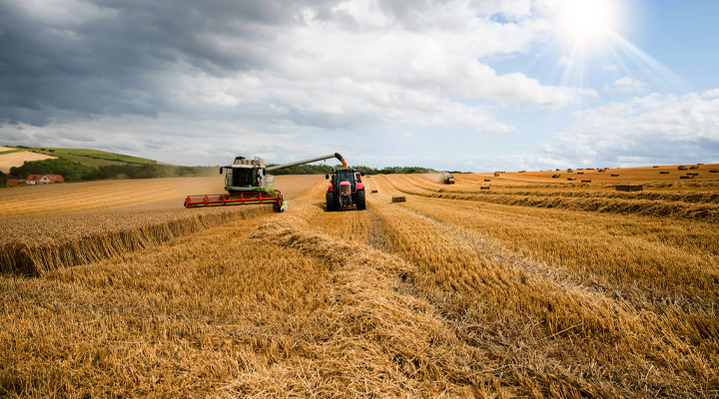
[29,147,157,167]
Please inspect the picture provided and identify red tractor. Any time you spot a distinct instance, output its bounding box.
[325,168,366,211]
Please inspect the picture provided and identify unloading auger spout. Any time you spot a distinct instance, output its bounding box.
[267,153,347,172]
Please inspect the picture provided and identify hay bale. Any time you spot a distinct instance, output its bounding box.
[518,170,526,173]
[598,169,606,172]
[653,165,660,168]
[611,174,619,177]
[371,189,378,193]
[710,170,718,173]
[494,172,500,177]
[680,175,694,180]
[484,178,491,182]
[480,186,490,190]
[660,171,669,174]
[567,177,576,181]
[391,196,406,203]
[687,172,699,176]
[577,171,584,174]
[581,179,591,183]
[552,174,560,178]
[689,165,699,170]
[567,169,573,173]
[678,165,687,170]
[616,185,643,192]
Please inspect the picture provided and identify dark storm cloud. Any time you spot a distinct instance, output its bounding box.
[0,0,340,127]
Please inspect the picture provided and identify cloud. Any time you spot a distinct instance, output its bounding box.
[541,89,719,166]
[0,0,585,134]
[558,56,575,66]
[602,76,648,93]
[603,64,620,72]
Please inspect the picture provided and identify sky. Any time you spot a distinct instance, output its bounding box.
[1,0,718,172]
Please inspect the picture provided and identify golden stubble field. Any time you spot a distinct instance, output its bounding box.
[0,151,56,174]
[1,168,718,398]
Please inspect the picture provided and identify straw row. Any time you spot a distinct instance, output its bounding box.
[388,177,719,222]
[0,205,274,276]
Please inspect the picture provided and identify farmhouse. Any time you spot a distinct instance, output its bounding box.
[6,179,26,186]
[23,174,65,185]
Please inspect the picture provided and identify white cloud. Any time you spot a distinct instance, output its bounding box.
[558,56,575,66]
[541,89,719,166]
[153,1,592,135]
[603,64,620,72]
[602,76,648,93]
[0,0,645,170]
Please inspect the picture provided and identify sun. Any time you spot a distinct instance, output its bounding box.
[557,0,614,44]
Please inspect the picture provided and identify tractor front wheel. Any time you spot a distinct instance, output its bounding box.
[355,189,366,210]
[326,191,338,212]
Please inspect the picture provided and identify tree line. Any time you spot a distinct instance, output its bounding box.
[0,158,437,187]
[1,158,216,186]
[268,164,436,175]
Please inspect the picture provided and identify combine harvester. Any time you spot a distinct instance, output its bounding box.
[441,171,455,184]
[184,153,348,212]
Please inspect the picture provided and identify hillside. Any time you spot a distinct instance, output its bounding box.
[1,146,159,174]
[0,146,56,174]
[28,147,158,167]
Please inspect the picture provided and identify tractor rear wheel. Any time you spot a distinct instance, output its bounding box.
[326,191,338,211]
[356,189,366,210]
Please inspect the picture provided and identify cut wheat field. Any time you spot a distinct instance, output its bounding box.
[1,169,718,398]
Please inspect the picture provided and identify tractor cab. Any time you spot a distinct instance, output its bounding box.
[332,169,357,190]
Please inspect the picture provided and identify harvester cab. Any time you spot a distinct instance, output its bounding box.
[185,152,348,212]
[221,156,270,193]
[325,168,366,211]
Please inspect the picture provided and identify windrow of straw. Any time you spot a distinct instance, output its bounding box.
[412,175,719,204]
[387,176,719,222]
[0,205,273,276]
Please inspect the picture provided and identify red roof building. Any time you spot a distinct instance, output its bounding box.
[24,174,64,185]
[6,179,26,186]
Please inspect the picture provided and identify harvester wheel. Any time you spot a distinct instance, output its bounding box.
[356,189,366,210]
[274,199,288,212]
[326,191,338,212]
